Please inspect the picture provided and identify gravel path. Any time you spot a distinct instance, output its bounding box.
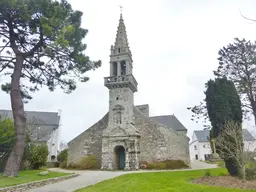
[28,161,217,192]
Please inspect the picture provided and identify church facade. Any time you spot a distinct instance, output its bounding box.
[67,14,190,170]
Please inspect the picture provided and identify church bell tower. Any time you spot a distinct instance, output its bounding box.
[101,14,140,170]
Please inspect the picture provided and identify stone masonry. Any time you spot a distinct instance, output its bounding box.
[67,14,190,170]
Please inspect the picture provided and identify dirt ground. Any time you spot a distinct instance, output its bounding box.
[193,176,256,190]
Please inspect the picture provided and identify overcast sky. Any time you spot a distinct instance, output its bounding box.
[1,0,256,143]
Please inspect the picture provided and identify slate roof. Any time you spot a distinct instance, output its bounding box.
[194,129,255,142]
[194,130,210,142]
[0,110,60,142]
[243,129,256,141]
[150,115,187,131]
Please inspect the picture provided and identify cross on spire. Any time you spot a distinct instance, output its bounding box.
[120,6,122,14]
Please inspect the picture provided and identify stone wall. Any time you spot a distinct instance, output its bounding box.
[67,113,109,165]
[0,173,78,192]
[134,107,190,166]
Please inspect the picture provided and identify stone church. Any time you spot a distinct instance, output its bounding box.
[68,14,190,170]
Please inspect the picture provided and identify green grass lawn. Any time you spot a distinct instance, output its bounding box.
[0,170,69,188]
[76,168,255,192]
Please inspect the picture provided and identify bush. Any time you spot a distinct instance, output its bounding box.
[57,149,68,163]
[246,168,256,180]
[75,155,100,170]
[67,163,76,169]
[140,160,189,170]
[204,169,211,176]
[216,161,225,167]
[218,171,228,176]
[60,160,67,168]
[27,143,49,169]
[45,161,60,168]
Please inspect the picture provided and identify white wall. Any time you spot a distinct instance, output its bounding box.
[198,142,212,161]
[46,128,59,162]
[189,141,212,161]
[189,132,212,161]
[189,140,199,161]
[244,140,256,152]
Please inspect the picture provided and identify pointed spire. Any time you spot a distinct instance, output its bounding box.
[111,14,131,56]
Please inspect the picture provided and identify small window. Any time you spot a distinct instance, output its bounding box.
[118,48,121,53]
[194,145,197,150]
[116,97,119,100]
[117,111,122,124]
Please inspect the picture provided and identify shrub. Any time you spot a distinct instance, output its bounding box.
[60,160,67,169]
[218,171,228,176]
[163,160,189,169]
[75,155,100,170]
[57,149,68,163]
[246,168,256,180]
[45,161,60,168]
[216,161,225,168]
[204,169,211,176]
[67,163,76,169]
[246,161,256,169]
[27,143,49,169]
[140,160,188,170]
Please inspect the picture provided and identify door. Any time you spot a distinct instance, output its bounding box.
[119,147,125,169]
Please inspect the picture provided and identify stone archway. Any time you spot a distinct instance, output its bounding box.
[114,145,125,170]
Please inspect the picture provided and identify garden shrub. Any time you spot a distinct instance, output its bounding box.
[140,160,188,170]
[204,169,211,176]
[57,149,68,163]
[27,143,49,169]
[245,167,256,180]
[216,161,225,167]
[75,155,100,170]
[218,171,228,176]
[67,163,76,169]
[45,161,60,168]
[60,160,67,169]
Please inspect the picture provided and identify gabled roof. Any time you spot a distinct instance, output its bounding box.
[243,129,255,141]
[194,129,255,142]
[150,115,187,131]
[0,109,60,142]
[194,130,210,142]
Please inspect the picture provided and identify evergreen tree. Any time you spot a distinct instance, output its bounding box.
[0,0,101,176]
[205,77,243,176]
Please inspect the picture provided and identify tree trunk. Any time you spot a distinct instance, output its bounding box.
[3,55,26,177]
[238,165,246,180]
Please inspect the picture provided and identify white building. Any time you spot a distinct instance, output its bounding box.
[0,109,61,162]
[189,129,256,161]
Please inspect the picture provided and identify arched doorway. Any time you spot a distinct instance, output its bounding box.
[114,145,125,170]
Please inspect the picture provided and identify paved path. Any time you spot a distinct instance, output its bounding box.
[191,160,217,169]
[29,161,217,192]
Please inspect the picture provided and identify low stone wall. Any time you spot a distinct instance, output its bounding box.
[0,173,78,192]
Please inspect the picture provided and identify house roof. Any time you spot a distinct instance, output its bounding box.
[194,130,210,142]
[243,129,255,141]
[194,129,255,142]
[150,115,187,131]
[0,109,60,142]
